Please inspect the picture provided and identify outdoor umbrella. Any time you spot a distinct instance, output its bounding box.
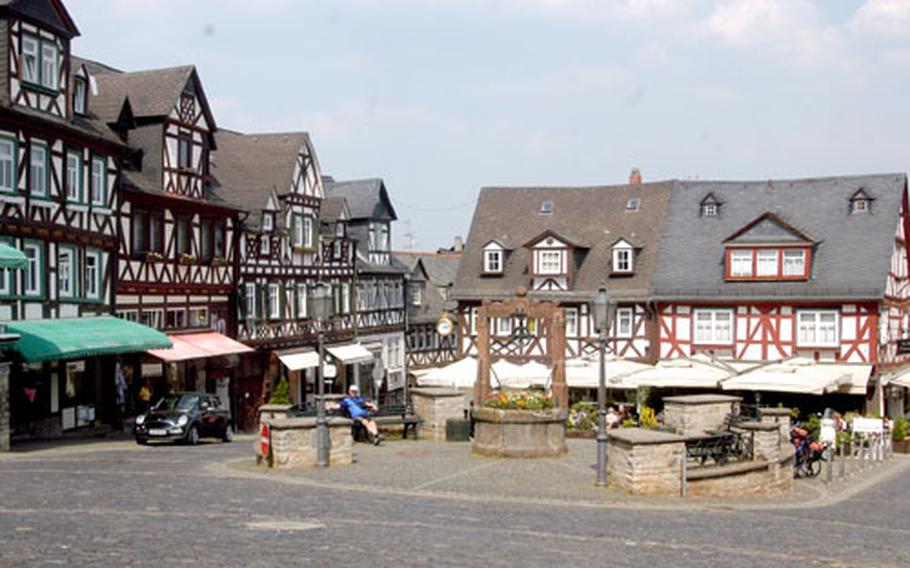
[0,244,27,270]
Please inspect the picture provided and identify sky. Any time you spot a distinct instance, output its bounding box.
[66,0,910,251]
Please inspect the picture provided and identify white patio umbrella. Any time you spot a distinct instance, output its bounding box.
[720,357,872,395]
[564,355,651,389]
[416,357,478,389]
[624,353,737,389]
[491,360,552,389]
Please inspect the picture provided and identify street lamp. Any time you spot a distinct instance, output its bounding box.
[310,281,335,468]
[593,285,617,487]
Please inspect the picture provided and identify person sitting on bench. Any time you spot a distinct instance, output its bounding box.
[331,385,382,445]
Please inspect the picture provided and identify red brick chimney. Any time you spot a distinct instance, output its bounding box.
[629,168,642,185]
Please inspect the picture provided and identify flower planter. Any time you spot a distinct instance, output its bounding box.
[471,407,568,458]
[893,439,910,454]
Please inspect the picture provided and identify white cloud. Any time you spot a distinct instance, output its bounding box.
[851,0,910,37]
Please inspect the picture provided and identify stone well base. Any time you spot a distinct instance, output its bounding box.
[256,416,354,469]
[471,407,567,458]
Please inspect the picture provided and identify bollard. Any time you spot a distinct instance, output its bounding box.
[838,441,845,479]
[680,454,687,498]
[825,448,833,484]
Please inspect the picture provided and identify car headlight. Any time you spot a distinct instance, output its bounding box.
[177,415,189,427]
[135,415,146,425]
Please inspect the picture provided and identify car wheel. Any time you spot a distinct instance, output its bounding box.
[186,426,199,446]
[222,424,233,443]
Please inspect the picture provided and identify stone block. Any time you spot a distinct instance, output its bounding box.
[471,407,567,458]
[607,428,686,496]
[411,388,466,442]
[663,394,741,437]
[261,416,353,469]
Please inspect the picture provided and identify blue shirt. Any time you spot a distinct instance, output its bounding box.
[340,396,369,419]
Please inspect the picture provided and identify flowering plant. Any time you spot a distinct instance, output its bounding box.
[483,391,553,411]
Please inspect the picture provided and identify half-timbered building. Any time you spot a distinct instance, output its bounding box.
[651,174,910,414]
[324,177,407,402]
[0,0,170,442]
[86,62,249,411]
[212,130,355,429]
[395,250,461,371]
[453,178,673,368]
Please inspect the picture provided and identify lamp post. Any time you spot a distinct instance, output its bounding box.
[311,282,334,468]
[593,285,617,487]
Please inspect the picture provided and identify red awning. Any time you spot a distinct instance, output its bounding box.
[147,332,254,362]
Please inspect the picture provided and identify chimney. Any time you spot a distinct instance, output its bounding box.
[453,236,464,253]
[629,168,642,185]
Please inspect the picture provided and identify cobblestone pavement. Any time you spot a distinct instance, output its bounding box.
[0,437,908,567]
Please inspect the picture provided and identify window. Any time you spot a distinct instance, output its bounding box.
[797,311,838,347]
[335,222,345,238]
[703,204,718,217]
[268,283,280,319]
[408,282,422,306]
[613,247,633,273]
[21,35,38,84]
[90,157,105,206]
[29,142,47,197]
[303,217,314,248]
[199,218,213,260]
[783,249,806,277]
[297,284,307,318]
[730,250,752,277]
[380,224,390,251]
[84,250,100,300]
[540,200,554,214]
[851,199,870,213]
[178,135,192,169]
[538,250,563,275]
[213,223,225,258]
[23,242,42,296]
[626,198,640,211]
[368,224,376,250]
[756,250,779,277]
[260,236,269,256]
[285,286,295,318]
[0,138,15,192]
[497,317,512,336]
[565,308,578,337]
[244,283,257,318]
[341,282,351,314]
[693,309,733,345]
[40,43,57,90]
[73,77,87,114]
[616,308,634,338]
[131,209,163,255]
[291,214,304,247]
[65,152,81,202]
[57,248,74,298]
[261,213,273,232]
[175,215,192,256]
[484,250,502,273]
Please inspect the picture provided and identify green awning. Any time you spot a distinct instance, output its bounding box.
[0,244,27,270]
[5,316,172,363]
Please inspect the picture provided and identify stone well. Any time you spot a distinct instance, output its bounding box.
[663,394,742,436]
[257,416,354,469]
[410,387,468,442]
[472,407,568,458]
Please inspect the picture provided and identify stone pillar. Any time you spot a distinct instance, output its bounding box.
[410,387,467,442]
[254,404,292,458]
[738,422,782,462]
[606,428,686,496]
[759,407,792,441]
[266,416,354,468]
[0,363,10,452]
[663,394,741,436]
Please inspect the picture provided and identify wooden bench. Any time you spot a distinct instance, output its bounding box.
[352,404,421,441]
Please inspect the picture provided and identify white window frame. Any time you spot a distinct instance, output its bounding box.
[484,249,502,273]
[29,142,47,198]
[90,157,105,206]
[297,283,307,318]
[693,309,734,345]
[565,308,578,337]
[57,247,75,298]
[84,250,101,300]
[0,138,15,193]
[496,317,512,337]
[613,247,633,273]
[615,307,634,338]
[260,236,270,256]
[303,217,314,248]
[23,242,41,296]
[730,249,752,277]
[65,151,81,202]
[40,42,58,90]
[756,249,779,277]
[244,283,257,318]
[797,310,839,348]
[268,283,280,320]
[783,249,806,277]
[261,213,273,232]
[408,282,422,306]
[292,214,304,247]
[703,203,717,217]
[538,250,563,275]
[21,35,38,84]
[341,282,351,314]
[73,77,87,114]
[379,224,390,251]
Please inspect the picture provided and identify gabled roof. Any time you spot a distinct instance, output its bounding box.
[394,251,461,324]
[0,0,79,38]
[700,192,724,205]
[454,182,674,302]
[212,129,311,229]
[723,212,815,245]
[651,173,907,300]
[319,197,349,223]
[523,229,587,249]
[850,187,875,201]
[324,178,397,221]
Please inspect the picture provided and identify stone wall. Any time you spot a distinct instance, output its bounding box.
[0,363,9,452]
[663,394,741,436]
[472,408,567,458]
[687,460,793,497]
[759,407,792,441]
[265,416,354,469]
[607,428,685,496]
[411,388,467,442]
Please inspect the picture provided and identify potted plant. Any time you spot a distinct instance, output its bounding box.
[178,252,197,265]
[144,251,164,262]
[893,416,909,454]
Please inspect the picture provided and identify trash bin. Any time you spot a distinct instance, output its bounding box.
[446,418,471,442]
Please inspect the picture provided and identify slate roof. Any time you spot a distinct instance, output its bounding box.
[453,182,674,302]
[212,129,309,229]
[324,178,397,221]
[319,197,348,223]
[0,0,79,38]
[651,173,908,300]
[395,251,461,324]
[87,63,197,123]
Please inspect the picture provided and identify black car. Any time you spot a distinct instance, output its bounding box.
[134,392,233,445]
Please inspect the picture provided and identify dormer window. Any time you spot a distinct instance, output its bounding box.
[484,249,502,273]
[261,213,274,232]
[540,200,554,214]
[21,34,59,91]
[700,192,723,217]
[849,188,874,214]
[538,250,563,274]
[626,198,640,211]
[724,212,814,281]
[73,77,87,115]
[702,204,717,217]
[611,239,636,275]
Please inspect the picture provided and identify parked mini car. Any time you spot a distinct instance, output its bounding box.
[134,392,233,445]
